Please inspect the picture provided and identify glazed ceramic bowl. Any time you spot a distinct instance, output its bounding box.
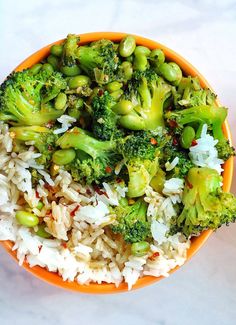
[1,32,234,294]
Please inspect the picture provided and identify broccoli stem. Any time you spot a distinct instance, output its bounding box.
[56,127,116,159]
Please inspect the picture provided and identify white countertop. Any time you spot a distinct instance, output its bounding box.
[1,0,236,324]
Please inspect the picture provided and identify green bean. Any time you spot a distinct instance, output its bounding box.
[36,201,44,211]
[149,49,165,67]
[180,126,195,149]
[50,44,63,57]
[68,75,91,89]
[47,54,59,69]
[16,211,39,227]
[168,62,182,85]
[52,148,76,165]
[106,81,123,93]
[133,54,148,71]
[119,113,145,130]
[35,224,51,238]
[60,65,81,76]
[158,62,178,82]
[134,46,151,57]
[131,241,150,257]
[30,63,42,75]
[41,63,54,74]
[119,35,136,57]
[55,93,67,110]
[112,100,133,115]
[120,61,133,80]
[110,89,124,101]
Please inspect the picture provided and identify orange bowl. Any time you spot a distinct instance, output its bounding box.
[0,32,234,294]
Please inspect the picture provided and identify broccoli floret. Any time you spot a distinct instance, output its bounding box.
[56,127,121,183]
[160,140,194,178]
[91,91,123,140]
[0,69,67,126]
[10,126,58,166]
[111,198,151,243]
[216,138,235,161]
[173,76,216,108]
[117,131,158,160]
[117,131,160,197]
[165,105,227,141]
[121,69,172,130]
[77,39,119,84]
[170,167,236,237]
[60,34,79,68]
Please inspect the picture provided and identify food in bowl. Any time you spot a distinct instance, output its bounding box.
[0,34,235,291]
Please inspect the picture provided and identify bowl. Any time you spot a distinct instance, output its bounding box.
[1,32,234,294]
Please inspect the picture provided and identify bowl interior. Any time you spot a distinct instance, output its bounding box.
[1,32,234,294]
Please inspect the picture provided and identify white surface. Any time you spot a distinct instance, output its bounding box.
[1,0,236,324]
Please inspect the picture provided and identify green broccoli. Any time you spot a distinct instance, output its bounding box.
[10,126,58,166]
[77,39,119,84]
[160,140,194,178]
[59,34,80,69]
[165,104,227,142]
[91,91,123,140]
[111,198,151,243]
[173,76,216,108]
[120,69,172,130]
[216,138,235,161]
[170,167,236,237]
[0,69,67,126]
[117,131,159,197]
[56,127,121,183]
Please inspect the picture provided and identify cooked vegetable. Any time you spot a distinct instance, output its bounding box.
[0,68,67,125]
[111,198,151,243]
[16,211,39,227]
[170,167,236,237]
[77,39,119,84]
[57,127,121,183]
[10,126,58,165]
[122,69,172,130]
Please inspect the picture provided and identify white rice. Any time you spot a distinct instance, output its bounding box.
[0,123,191,290]
[189,124,224,174]
[53,115,76,134]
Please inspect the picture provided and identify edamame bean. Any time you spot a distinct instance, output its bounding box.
[47,54,59,69]
[36,201,44,211]
[112,100,133,115]
[68,75,91,89]
[168,62,182,85]
[36,224,51,238]
[110,89,124,101]
[149,49,165,67]
[134,46,151,57]
[180,126,195,149]
[16,211,39,227]
[119,36,136,57]
[52,148,76,165]
[119,113,145,130]
[125,55,134,63]
[55,93,67,110]
[131,241,150,257]
[106,81,123,93]
[30,63,42,75]
[120,61,133,80]
[159,62,178,82]
[133,54,148,71]
[50,44,63,57]
[60,65,81,76]
[42,63,54,74]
